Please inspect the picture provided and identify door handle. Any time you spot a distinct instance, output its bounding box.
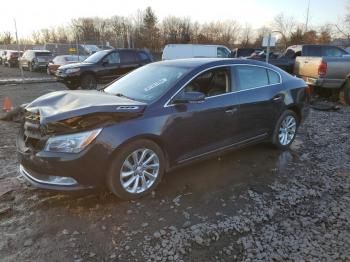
[272,95,283,102]
[225,108,238,114]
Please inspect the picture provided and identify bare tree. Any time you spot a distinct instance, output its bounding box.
[334,4,350,39]
[240,24,253,47]
[273,13,296,48]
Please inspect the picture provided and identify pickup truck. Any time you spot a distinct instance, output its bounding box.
[293,44,350,104]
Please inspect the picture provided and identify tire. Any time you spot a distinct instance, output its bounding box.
[65,83,79,90]
[80,74,97,89]
[339,80,350,105]
[272,110,299,150]
[107,139,165,200]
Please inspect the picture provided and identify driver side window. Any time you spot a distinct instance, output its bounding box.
[184,67,231,97]
[105,52,120,64]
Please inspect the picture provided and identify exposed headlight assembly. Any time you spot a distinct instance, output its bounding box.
[65,68,80,74]
[44,128,102,153]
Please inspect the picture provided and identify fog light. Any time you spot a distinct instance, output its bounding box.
[47,176,78,185]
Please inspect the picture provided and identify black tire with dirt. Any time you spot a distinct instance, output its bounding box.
[80,74,97,89]
[65,83,79,90]
[107,139,165,200]
[339,80,350,105]
[272,110,299,150]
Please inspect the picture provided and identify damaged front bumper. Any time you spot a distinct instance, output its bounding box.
[19,165,92,191]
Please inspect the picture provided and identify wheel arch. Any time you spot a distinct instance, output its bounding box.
[286,104,301,122]
[109,134,171,171]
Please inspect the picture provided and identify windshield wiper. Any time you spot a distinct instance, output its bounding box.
[115,93,138,101]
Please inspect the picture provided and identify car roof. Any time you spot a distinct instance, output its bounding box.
[153,58,280,69]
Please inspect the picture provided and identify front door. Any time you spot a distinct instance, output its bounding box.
[97,51,121,82]
[163,67,241,164]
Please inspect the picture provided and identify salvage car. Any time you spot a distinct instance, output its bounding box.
[17,58,309,199]
[56,49,153,90]
[19,50,53,71]
[293,44,350,104]
[3,50,22,67]
[47,55,86,75]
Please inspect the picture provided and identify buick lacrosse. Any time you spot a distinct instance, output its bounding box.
[17,58,309,199]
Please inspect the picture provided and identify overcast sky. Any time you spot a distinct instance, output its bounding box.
[0,0,347,38]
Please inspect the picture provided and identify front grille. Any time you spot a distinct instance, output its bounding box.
[23,112,46,150]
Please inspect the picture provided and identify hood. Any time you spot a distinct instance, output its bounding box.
[59,62,92,70]
[25,90,147,125]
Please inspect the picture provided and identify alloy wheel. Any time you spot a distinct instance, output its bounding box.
[120,148,160,194]
[278,115,296,145]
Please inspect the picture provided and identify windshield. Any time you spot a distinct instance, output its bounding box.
[104,64,190,102]
[84,50,109,63]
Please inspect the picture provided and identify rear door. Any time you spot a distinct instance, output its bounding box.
[120,50,140,75]
[233,65,284,140]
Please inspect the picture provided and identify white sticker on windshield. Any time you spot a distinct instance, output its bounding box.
[144,78,167,92]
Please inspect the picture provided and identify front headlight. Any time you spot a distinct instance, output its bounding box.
[44,128,102,153]
[65,68,80,74]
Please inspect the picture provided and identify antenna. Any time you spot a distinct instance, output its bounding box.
[305,0,310,32]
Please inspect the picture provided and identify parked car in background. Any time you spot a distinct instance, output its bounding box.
[231,48,262,58]
[162,44,232,60]
[56,49,153,89]
[18,58,309,199]
[47,55,86,75]
[249,50,295,74]
[19,50,53,72]
[293,44,350,104]
[0,50,7,64]
[3,50,23,67]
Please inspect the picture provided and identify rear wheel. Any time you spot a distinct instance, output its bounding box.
[272,110,299,149]
[339,80,350,105]
[81,74,97,89]
[107,139,165,200]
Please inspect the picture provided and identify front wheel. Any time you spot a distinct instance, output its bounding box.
[107,139,165,200]
[272,110,299,149]
[80,74,97,89]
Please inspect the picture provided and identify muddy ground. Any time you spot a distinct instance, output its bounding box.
[0,64,50,79]
[0,80,349,262]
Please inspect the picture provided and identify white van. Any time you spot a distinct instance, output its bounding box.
[162,44,232,60]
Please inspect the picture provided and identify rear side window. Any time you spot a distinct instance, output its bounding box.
[323,47,346,57]
[304,46,322,57]
[235,66,269,90]
[267,70,280,84]
[138,51,150,61]
[35,52,52,57]
[121,51,137,63]
[217,47,230,58]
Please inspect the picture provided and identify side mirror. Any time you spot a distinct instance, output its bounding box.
[173,91,205,104]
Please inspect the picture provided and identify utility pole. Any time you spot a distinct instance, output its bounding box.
[305,0,311,32]
[14,19,24,82]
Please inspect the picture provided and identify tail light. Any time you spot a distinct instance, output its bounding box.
[318,61,327,76]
